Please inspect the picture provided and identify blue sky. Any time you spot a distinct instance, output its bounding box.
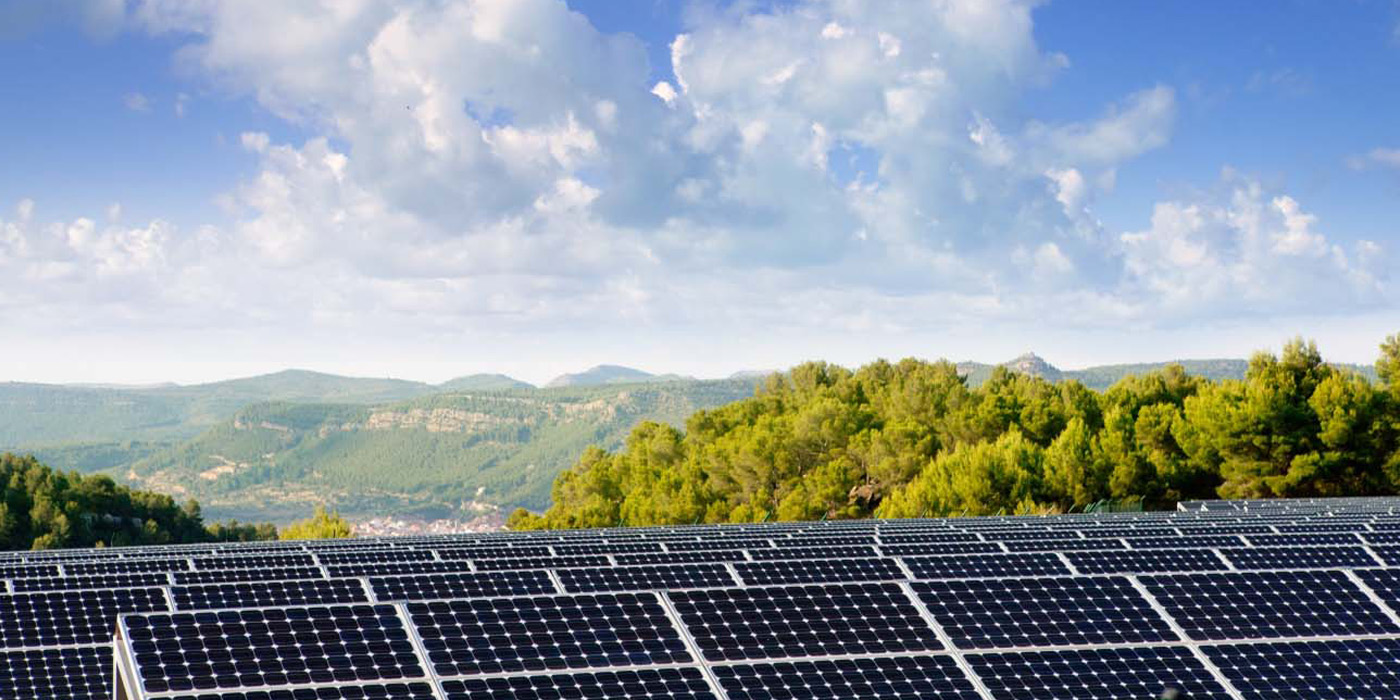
[0,0,1397,385]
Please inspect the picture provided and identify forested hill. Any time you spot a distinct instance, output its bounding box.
[510,335,1400,530]
[117,379,758,523]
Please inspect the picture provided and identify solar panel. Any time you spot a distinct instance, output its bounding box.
[173,567,326,584]
[407,592,690,676]
[158,681,439,699]
[470,555,610,571]
[714,655,981,699]
[193,554,317,570]
[557,563,736,592]
[1221,545,1378,570]
[879,542,1004,556]
[902,553,1070,579]
[440,667,716,699]
[615,551,750,565]
[734,557,903,585]
[1204,637,1400,699]
[122,604,423,693]
[668,582,942,661]
[746,545,880,560]
[0,587,167,648]
[0,645,111,700]
[9,572,171,592]
[22,496,1400,699]
[968,647,1232,699]
[1067,548,1228,574]
[369,570,556,601]
[1139,570,1400,640]
[912,577,1177,649]
[170,579,370,610]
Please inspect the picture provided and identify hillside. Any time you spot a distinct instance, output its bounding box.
[123,379,757,523]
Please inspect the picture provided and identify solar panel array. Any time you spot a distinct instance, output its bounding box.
[6,499,1400,698]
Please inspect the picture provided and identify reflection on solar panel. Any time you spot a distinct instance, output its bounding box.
[0,494,1397,699]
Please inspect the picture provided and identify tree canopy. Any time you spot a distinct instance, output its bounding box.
[280,505,354,540]
[0,453,279,549]
[511,336,1400,529]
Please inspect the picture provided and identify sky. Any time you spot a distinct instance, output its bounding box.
[1,0,1398,386]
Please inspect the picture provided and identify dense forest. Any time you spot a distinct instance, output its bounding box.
[510,335,1400,529]
[0,453,277,549]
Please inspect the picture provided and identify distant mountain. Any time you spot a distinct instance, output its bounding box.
[957,354,1377,390]
[437,374,534,391]
[729,369,780,380]
[545,365,691,388]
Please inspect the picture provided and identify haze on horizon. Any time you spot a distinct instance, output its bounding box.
[2,0,1397,386]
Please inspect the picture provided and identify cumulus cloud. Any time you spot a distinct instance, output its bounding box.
[1119,175,1385,316]
[2,0,1390,357]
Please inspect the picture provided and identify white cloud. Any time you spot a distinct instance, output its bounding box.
[1119,176,1384,315]
[122,91,151,112]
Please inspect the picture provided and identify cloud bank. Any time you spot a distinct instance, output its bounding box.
[2,0,1391,376]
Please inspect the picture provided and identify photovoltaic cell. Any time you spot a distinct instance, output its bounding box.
[968,646,1232,700]
[714,655,981,700]
[408,592,689,676]
[912,577,1176,649]
[325,561,475,578]
[668,582,941,661]
[1140,570,1399,641]
[1003,539,1126,552]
